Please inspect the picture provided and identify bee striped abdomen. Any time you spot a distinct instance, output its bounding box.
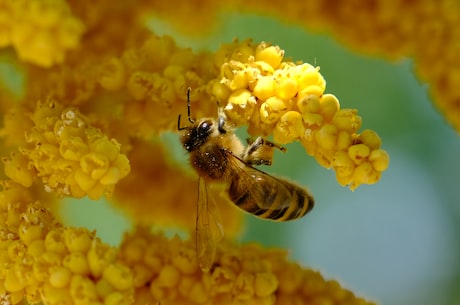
[229,172,314,221]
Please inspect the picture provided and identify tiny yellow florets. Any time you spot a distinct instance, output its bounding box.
[0,182,134,305]
[210,39,389,189]
[0,0,84,67]
[2,99,130,199]
[112,227,376,305]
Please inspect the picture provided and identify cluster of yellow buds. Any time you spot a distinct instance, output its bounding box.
[2,99,130,199]
[0,182,134,305]
[209,39,389,189]
[0,0,84,67]
[116,227,376,305]
[0,183,375,305]
[95,35,219,136]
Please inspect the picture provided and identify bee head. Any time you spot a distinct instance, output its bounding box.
[180,119,216,152]
[178,87,228,152]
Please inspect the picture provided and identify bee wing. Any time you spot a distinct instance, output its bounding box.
[196,177,224,272]
[228,154,313,221]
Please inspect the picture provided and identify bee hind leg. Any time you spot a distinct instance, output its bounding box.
[243,137,286,166]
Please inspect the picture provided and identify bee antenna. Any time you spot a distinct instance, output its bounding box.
[178,87,195,131]
[186,87,195,124]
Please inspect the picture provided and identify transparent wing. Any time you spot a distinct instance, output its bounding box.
[229,154,293,209]
[196,177,224,272]
[227,154,313,221]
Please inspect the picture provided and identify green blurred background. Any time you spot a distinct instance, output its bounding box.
[56,14,460,305]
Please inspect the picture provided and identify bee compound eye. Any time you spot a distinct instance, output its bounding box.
[198,120,213,133]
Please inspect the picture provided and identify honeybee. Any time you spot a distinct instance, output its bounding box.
[178,88,314,272]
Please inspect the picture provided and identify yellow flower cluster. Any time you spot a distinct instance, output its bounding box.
[2,99,130,199]
[251,0,460,132]
[0,182,134,305]
[0,0,84,67]
[0,182,374,305]
[146,0,460,132]
[210,40,389,189]
[117,227,376,305]
[97,35,219,137]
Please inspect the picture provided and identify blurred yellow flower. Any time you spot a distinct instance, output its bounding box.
[0,0,456,304]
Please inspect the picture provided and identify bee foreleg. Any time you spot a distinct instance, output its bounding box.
[243,137,286,166]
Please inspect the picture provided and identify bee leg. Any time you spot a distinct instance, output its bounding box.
[243,137,286,166]
[246,137,287,153]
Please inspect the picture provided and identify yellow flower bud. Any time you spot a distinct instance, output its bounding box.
[273,111,304,144]
[19,223,46,244]
[232,42,255,63]
[253,61,275,75]
[298,85,324,98]
[105,291,130,305]
[320,94,340,121]
[369,149,390,172]
[103,263,133,291]
[335,171,350,185]
[253,76,276,100]
[149,280,165,300]
[69,275,98,303]
[189,282,208,304]
[74,169,97,192]
[254,273,278,297]
[95,278,114,298]
[277,263,303,293]
[45,230,67,255]
[295,64,325,91]
[210,79,231,104]
[302,112,324,127]
[352,162,381,190]
[297,94,321,114]
[314,149,334,168]
[156,264,180,288]
[225,89,257,124]
[63,252,90,275]
[42,282,71,305]
[172,247,199,275]
[80,152,109,180]
[49,267,72,288]
[87,183,106,200]
[59,137,88,161]
[229,70,249,91]
[260,97,287,124]
[28,240,46,257]
[315,124,338,150]
[64,228,93,253]
[127,72,155,100]
[332,151,355,177]
[359,129,382,150]
[90,138,121,162]
[274,71,298,100]
[255,43,284,69]
[99,167,122,185]
[227,89,253,106]
[3,153,35,187]
[336,131,353,151]
[348,144,371,165]
[210,267,237,293]
[332,109,362,132]
[234,271,255,300]
[87,242,117,278]
[5,268,25,292]
[131,263,153,287]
